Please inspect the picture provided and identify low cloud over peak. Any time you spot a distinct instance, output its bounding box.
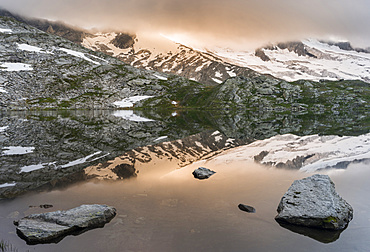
[1,0,369,49]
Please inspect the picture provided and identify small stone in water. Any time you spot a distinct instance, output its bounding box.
[192,167,216,180]
[238,204,256,213]
[40,204,53,209]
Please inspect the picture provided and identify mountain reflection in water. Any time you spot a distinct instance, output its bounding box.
[0,108,369,250]
[0,108,369,198]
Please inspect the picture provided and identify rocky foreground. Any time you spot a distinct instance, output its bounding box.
[11,175,352,245]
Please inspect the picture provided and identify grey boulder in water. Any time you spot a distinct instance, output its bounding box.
[14,204,116,244]
[275,174,353,230]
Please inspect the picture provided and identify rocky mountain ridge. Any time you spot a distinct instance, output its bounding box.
[82,32,370,85]
[0,14,369,117]
[83,33,370,84]
[0,15,203,110]
[82,32,259,86]
[2,9,369,86]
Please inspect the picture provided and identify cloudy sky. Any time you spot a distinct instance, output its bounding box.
[1,0,370,49]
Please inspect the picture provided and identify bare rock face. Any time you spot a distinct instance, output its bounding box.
[14,204,116,244]
[275,174,353,230]
[110,33,136,49]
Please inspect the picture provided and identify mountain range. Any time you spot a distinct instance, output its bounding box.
[2,8,369,86]
[83,33,370,85]
[0,13,204,110]
[0,10,369,116]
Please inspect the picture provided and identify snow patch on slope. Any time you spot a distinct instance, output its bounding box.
[0,63,33,71]
[153,74,168,80]
[2,146,35,155]
[59,48,101,65]
[154,136,168,142]
[0,28,12,33]
[212,78,223,84]
[17,43,52,54]
[20,163,51,173]
[0,126,8,132]
[0,182,16,188]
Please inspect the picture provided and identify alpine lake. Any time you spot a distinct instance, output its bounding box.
[0,108,369,252]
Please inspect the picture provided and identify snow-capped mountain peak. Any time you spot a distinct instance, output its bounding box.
[1,9,369,85]
[82,32,370,84]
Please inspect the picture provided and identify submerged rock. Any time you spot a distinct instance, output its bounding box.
[192,167,216,180]
[238,204,256,213]
[29,204,53,209]
[275,174,353,230]
[14,204,116,244]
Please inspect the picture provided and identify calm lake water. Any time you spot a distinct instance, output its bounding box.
[0,109,369,251]
[1,161,370,252]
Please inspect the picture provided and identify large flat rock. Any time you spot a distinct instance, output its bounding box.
[275,174,353,230]
[15,204,116,244]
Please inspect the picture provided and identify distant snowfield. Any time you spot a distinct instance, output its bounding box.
[171,133,370,174]
[113,110,154,122]
[2,146,35,155]
[209,39,370,82]
[0,63,33,71]
[113,95,154,108]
